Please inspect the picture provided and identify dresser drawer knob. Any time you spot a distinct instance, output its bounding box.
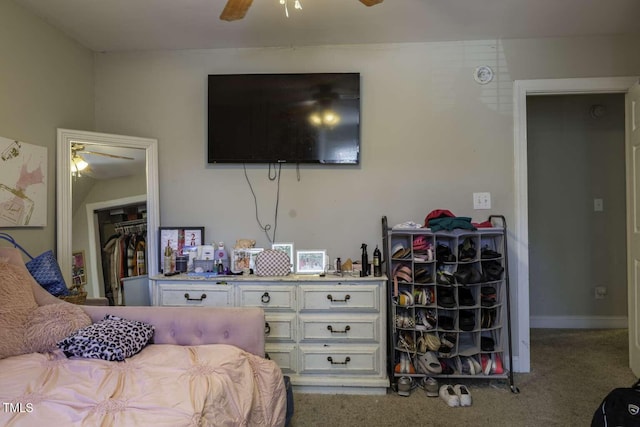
[327,325,351,334]
[327,294,350,303]
[184,293,207,301]
[265,322,271,335]
[327,356,351,365]
[261,292,271,303]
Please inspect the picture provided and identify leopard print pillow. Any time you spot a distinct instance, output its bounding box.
[57,315,154,361]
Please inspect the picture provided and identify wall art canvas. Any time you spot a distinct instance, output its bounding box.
[0,136,47,226]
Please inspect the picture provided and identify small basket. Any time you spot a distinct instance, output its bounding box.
[194,259,215,272]
[58,291,87,305]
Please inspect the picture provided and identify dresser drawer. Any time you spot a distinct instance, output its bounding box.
[265,313,296,342]
[299,285,379,311]
[299,314,379,342]
[158,284,232,307]
[265,344,297,374]
[298,344,380,375]
[237,285,296,310]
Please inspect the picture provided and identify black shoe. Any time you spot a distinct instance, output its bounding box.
[438,315,455,330]
[437,288,456,308]
[458,287,475,306]
[459,310,475,331]
[482,261,504,281]
[481,336,495,351]
[481,246,501,259]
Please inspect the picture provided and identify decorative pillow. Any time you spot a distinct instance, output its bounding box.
[24,303,92,353]
[0,261,38,359]
[57,314,155,361]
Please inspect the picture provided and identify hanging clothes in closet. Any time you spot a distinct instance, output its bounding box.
[102,220,147,305]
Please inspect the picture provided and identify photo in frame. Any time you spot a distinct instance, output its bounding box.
[247,248,264,271]
[296,250,327,274]
[231,248,263,273]
[158,227,204,272]
[271,243,294,272]
[72,250,87,287]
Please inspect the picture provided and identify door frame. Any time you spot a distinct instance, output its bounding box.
[85,194,146,298]
[513,76,637,373]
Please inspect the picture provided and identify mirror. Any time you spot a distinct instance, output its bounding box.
[56,129,159,299]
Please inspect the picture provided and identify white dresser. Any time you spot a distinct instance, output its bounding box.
[150,274,389,395]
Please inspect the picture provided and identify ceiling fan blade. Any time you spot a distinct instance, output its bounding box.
[80,150,135,160]
[220,0,253,21]
[359,0,384,6]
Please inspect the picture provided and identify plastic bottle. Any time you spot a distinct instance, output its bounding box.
[361,243,369,277]
[373,245,382,277]
[215,242,229,271]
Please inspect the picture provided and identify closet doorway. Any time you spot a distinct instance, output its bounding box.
[86,195,147,304]
[527,93,626,328]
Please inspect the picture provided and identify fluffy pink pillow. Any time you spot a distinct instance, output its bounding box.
[25,303,92,353]
[0,261,38,359]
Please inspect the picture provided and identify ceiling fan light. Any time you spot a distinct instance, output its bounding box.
[322,111,340,126]
[309,113,322,126]
[71,155,88,173]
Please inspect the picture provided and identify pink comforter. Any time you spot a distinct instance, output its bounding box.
[0,344,286,426]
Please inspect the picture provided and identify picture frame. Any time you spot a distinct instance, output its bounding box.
[159,226,205,272]
[296,250,327,274]
[232,248,264,273]
[272,242,294,272]
[71,250,87,287]
[247,248,264,271]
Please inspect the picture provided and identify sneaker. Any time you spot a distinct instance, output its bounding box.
[491,353,504,374]
[439,384,460,407]
[423,377,439,397]
[453,384,472,407]
[397,376,413,397]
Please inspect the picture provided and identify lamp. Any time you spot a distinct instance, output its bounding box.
[71,154,88,177]
[280,0,302,18]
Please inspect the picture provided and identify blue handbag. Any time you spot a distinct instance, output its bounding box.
[0,232,70,296]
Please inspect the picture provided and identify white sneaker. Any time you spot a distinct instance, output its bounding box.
[439,384,460,407]
[453,384,472,407]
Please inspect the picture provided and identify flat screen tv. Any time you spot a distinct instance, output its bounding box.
[207,73,360,164]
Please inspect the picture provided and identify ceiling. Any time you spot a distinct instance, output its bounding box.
[73,145,146,180]
[13,0,640,53]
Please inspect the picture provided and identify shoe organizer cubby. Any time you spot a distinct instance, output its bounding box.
[387,226,511,385]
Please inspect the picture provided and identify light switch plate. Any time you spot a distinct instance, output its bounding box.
[594,198,604,212]
[473,192,491,210]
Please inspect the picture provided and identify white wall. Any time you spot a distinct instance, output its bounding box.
[92,36,640,361]
[528,94,626,321]
[92,36,640,263]
[0,0,94,256]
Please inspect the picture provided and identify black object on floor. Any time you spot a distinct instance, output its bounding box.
[592,379,640,427]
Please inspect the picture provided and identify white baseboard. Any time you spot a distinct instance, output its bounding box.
[530,315,628,329]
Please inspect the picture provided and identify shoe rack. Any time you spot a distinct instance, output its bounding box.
[382,215,518,393]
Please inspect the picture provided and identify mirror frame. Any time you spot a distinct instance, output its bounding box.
[56,128,160,296]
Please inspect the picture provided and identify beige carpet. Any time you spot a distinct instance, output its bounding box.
[289,329,636,426]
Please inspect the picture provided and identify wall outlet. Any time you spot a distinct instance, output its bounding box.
[595,286,607,299]
[473,192,491,210]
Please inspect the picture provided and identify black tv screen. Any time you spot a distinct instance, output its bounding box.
[207,73,360,164]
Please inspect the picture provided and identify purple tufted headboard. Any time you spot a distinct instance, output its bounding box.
[82,305,266,357]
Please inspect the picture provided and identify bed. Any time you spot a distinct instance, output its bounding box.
[0,247,287,426]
